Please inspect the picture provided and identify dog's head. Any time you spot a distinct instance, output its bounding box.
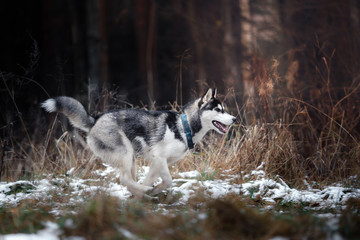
[197,88,236,134]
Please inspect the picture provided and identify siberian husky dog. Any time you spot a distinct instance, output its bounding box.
[41,88,236,199]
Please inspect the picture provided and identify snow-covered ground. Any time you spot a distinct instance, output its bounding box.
[1,163,359,239]
[1,222,61,240]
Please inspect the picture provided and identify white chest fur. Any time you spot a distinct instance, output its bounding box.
[149,126,188,164]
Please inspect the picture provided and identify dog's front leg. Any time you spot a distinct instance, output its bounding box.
[143,158,172,196]
[149,172,172,196]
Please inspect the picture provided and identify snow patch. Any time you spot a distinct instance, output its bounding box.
[1,222,61,240]
[1,163,360,239]
[178,170,200,179]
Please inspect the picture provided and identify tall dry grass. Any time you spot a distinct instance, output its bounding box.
[2,89,360,187]
[176,53,360,187]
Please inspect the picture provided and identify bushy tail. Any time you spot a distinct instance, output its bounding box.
[41,96,95,133]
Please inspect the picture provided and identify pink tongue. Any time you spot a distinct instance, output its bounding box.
[217,122,228,133]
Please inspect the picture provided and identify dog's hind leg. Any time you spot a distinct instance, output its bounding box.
[124,157,159,201]
[131,156,137,181]
[119,167,153,199]
[113,150,153,199]
[88,132,153,199]
[115,144,154,199]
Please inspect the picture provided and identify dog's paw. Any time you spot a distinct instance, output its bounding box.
[146,186,166,196]
[143,193,160,203]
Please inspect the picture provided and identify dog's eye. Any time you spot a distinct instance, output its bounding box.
[214,108,221,112]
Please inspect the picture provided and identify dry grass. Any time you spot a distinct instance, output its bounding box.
[176,119,360,188]
[0,191,332,239]
[1,89,360,187]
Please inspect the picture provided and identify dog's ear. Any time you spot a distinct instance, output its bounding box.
[198,88,215,108]
[212,88,217,98]
[201,88,213,103]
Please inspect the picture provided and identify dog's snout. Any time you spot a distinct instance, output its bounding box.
[232,117,237,124]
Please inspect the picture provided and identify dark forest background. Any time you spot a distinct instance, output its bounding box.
[1,0,360,143]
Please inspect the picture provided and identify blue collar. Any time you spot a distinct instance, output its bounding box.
[180,114,194,149]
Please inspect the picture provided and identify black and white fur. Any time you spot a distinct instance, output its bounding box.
[41,88,236,199]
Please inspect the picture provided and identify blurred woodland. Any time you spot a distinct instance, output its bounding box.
[1,0,360,171]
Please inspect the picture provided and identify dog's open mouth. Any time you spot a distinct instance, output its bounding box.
[212,120,228,133]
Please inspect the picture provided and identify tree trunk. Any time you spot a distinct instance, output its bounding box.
[135,0,156,109]
[188,0,207,94]
[68,0,87,97]
[239,0,255,124]
[251,0,283,57]
[146,1,156,110]
[86,0,109,112]
[222,0,239,92]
